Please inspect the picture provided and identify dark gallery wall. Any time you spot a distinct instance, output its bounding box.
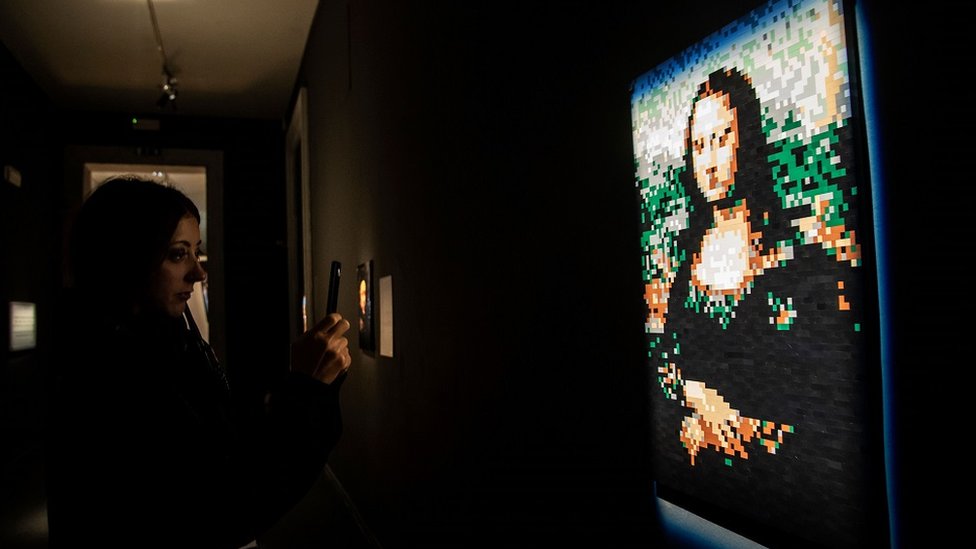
[296,1,795,547]
[297,0,951,548]
[860,1,963,547]
[298,1,649,546]
[0,41,55,442]
[0,39,59,547]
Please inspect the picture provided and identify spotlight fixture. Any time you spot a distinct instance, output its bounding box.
[157,68,178,109]
[148,0,178,110]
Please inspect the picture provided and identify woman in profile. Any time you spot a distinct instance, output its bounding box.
[46,177,352,548]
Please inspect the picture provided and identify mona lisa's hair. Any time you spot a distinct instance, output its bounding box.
[680,67,791,252]
[67,176,200,311]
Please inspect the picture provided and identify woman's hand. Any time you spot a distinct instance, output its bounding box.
[290,313,352,385]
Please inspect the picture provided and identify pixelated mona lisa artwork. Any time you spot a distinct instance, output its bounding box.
[631,0,886,546]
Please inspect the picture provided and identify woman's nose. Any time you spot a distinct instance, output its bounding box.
[188,258,207,283]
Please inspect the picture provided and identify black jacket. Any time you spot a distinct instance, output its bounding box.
[46,292,344,548]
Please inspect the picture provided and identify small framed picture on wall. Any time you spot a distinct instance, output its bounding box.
[357,260,375,352]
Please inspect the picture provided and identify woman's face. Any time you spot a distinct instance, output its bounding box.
[148,215,206,318]
[690,91,739,202]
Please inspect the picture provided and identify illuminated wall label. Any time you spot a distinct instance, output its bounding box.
[379,275,393,358]
[10,302,37,351]
[631,0,885,546]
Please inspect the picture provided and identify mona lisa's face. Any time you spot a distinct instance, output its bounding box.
[690,91,739,202]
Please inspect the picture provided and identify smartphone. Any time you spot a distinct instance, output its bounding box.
[326,260,341,315]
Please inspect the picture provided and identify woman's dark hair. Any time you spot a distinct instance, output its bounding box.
[680,67,791,251]
[68,176,200,310]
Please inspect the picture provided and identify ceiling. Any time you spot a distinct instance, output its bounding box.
[0,0,320,120]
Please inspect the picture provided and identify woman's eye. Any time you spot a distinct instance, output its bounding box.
[168,249,189,262]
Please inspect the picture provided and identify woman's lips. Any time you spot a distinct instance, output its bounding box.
[177,292,192,301]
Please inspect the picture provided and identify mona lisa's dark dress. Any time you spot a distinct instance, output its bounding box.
[649,140,885,547]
